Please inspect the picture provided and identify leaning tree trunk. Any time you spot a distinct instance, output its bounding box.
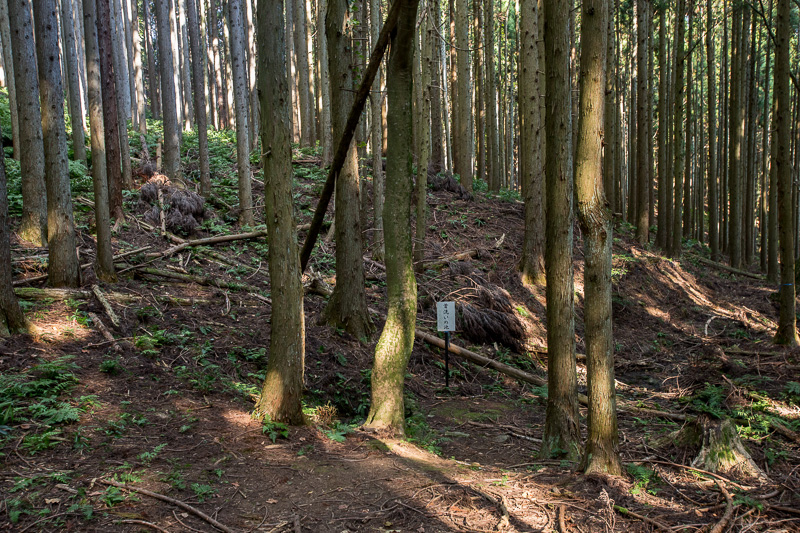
[773,0,798,345]
[96,0,124,219]
[227,0,253,227]
[576,0,621,476]
[253,0,306,425]
[322,0,373,340]
[155,0,182,181]
[365,0,419,436]
[540,0,581,461]
[33,0,80,288]
[60,0,87,163]
[7,0,47,246]
[186,0,211,196]
[0,145,28,335]
[518,0,545,286]
[83,0,116,283]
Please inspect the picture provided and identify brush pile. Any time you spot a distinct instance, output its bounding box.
[139,175,208,236]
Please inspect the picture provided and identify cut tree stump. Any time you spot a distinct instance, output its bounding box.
[686,415,768,481]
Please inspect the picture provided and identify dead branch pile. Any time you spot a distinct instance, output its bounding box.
[430,173,473,200]
[139,175,207,235]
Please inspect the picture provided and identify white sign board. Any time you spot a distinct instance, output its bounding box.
[437,301,456,332]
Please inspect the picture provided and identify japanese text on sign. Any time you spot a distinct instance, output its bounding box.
[437,301,456,332]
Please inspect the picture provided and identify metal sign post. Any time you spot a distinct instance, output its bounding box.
[436,302,456,388]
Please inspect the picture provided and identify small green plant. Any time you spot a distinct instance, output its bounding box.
[322,421,353,443]
[138,443,167,464]
[99,356,125,375]
[101,486,126,507]
[627,463,659,495]
[784,382,800,405]
[190,483,217,502]
[261,418,289,442]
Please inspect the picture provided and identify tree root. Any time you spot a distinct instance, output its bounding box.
[709,480,737,533]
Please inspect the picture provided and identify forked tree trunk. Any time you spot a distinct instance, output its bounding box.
[322,0,373,339]
[575,0,621,476]
[518,0,545,286]
[83,0,116,283]
[186,0,210,196]
[540,0,580,460]
[365,0,419,435]
[773,0,798,345]
[227,0,253,226]
[33,0,80,288]
[7,0,47,245]
[155,0,182,181]
[253,0,306,425]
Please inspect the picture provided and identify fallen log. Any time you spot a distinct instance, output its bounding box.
[687,254,765,280]
[14,287,209,306]
[139,267,263,294]
[92,285,120,328]
[87,312,122,353]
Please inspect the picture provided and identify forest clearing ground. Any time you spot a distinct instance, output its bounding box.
[2,149,800,531]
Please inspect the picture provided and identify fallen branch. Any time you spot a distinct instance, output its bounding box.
[11,246,152,286]
[92,285,120,328]
[13,287,209,306]
[613,505,671,532]
[143,230,269,259]
[424,249,481,271]
[470,486,510,531]
[99,479,235,533]
[687,254,765,280]
[140,267,263,293]
[87,313,122,353]
[117,519,170,533]
[709,480,736,533]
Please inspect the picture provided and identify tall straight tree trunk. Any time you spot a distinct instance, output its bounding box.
[97,0,124,219]
[364,0,419,435]
[706,0,718,260]
[773,0,798,345]
[767,1,779,282]
[519,0,545,286]
[7,0,47,245]
[128,0,146,134]
[109,0,133,190]
[604,4,616,220]
[668,0,686,258]
[155,0,181,180]
[682,4,693,238]
[369,0,383,259]
[254,0,306,425]
[0,151,28,335]
[33,0,80,287]
[414,11,431,269]
[227,0,252,226]
[473,0,484,185]
[635,0,649,244]
[454,0,472,192]
[323,0,373,339]
[0,0,20,161]
[486,0,499,192]
[317,0,332,164]
[143,0,160,119]
[109,0,131,120]
[209,0,227,128]
[728,4,743,268]
[744,15,757,266]
[576,0,621,476]
[540,0,580,461]
[294,0,312,147]
[168,0,183,128]
[430,0,444,173]
[83,0,115,282]
[186,0,210,195]
[760,4,773,273]
[60,0,87,163]
[656,5,668,248]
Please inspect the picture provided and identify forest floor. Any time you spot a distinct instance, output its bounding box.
[2,136,800,532]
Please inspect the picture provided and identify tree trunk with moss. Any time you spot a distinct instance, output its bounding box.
[7,0,47,245]
[34,0,81,288]
[365,0,418,435]
[253,0,306,425]
[539,0,580,461]
[518,0,545,286]
[323,0,373,340]
[575,0,621,476]
[773,0,798,345]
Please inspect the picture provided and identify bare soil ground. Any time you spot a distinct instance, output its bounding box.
[1,154,799,532]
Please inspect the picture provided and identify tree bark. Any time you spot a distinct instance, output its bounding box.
[414,11,431,270]
[155,0,182,181]
[668,0,686,258]
[364,0,419,435]
[83,0,115,282]
[322,0,373,339]
[728,4,743,268]
[227,0,252,226]
[96,0,124,218]
[0,0,20,161]
[519,0,545,286]
[773,0,798,345]
[7,0,47,245]
[186,0,210,196]
[143,0,160,120]
[209,0,227,128]
[429,0,444,173]
[635,0,650,244]
[454,0,472,193]
[706,0,718,260]
[294,0,312,147]
[253,0,306,425]
[369,0,383,260]
[575,0,621,476]
[0,140,28,335]
[317,0,332,164]
[110,0,132,190]
[540,0,580,460]
[60,0,87,163]
[33,0,81,287]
